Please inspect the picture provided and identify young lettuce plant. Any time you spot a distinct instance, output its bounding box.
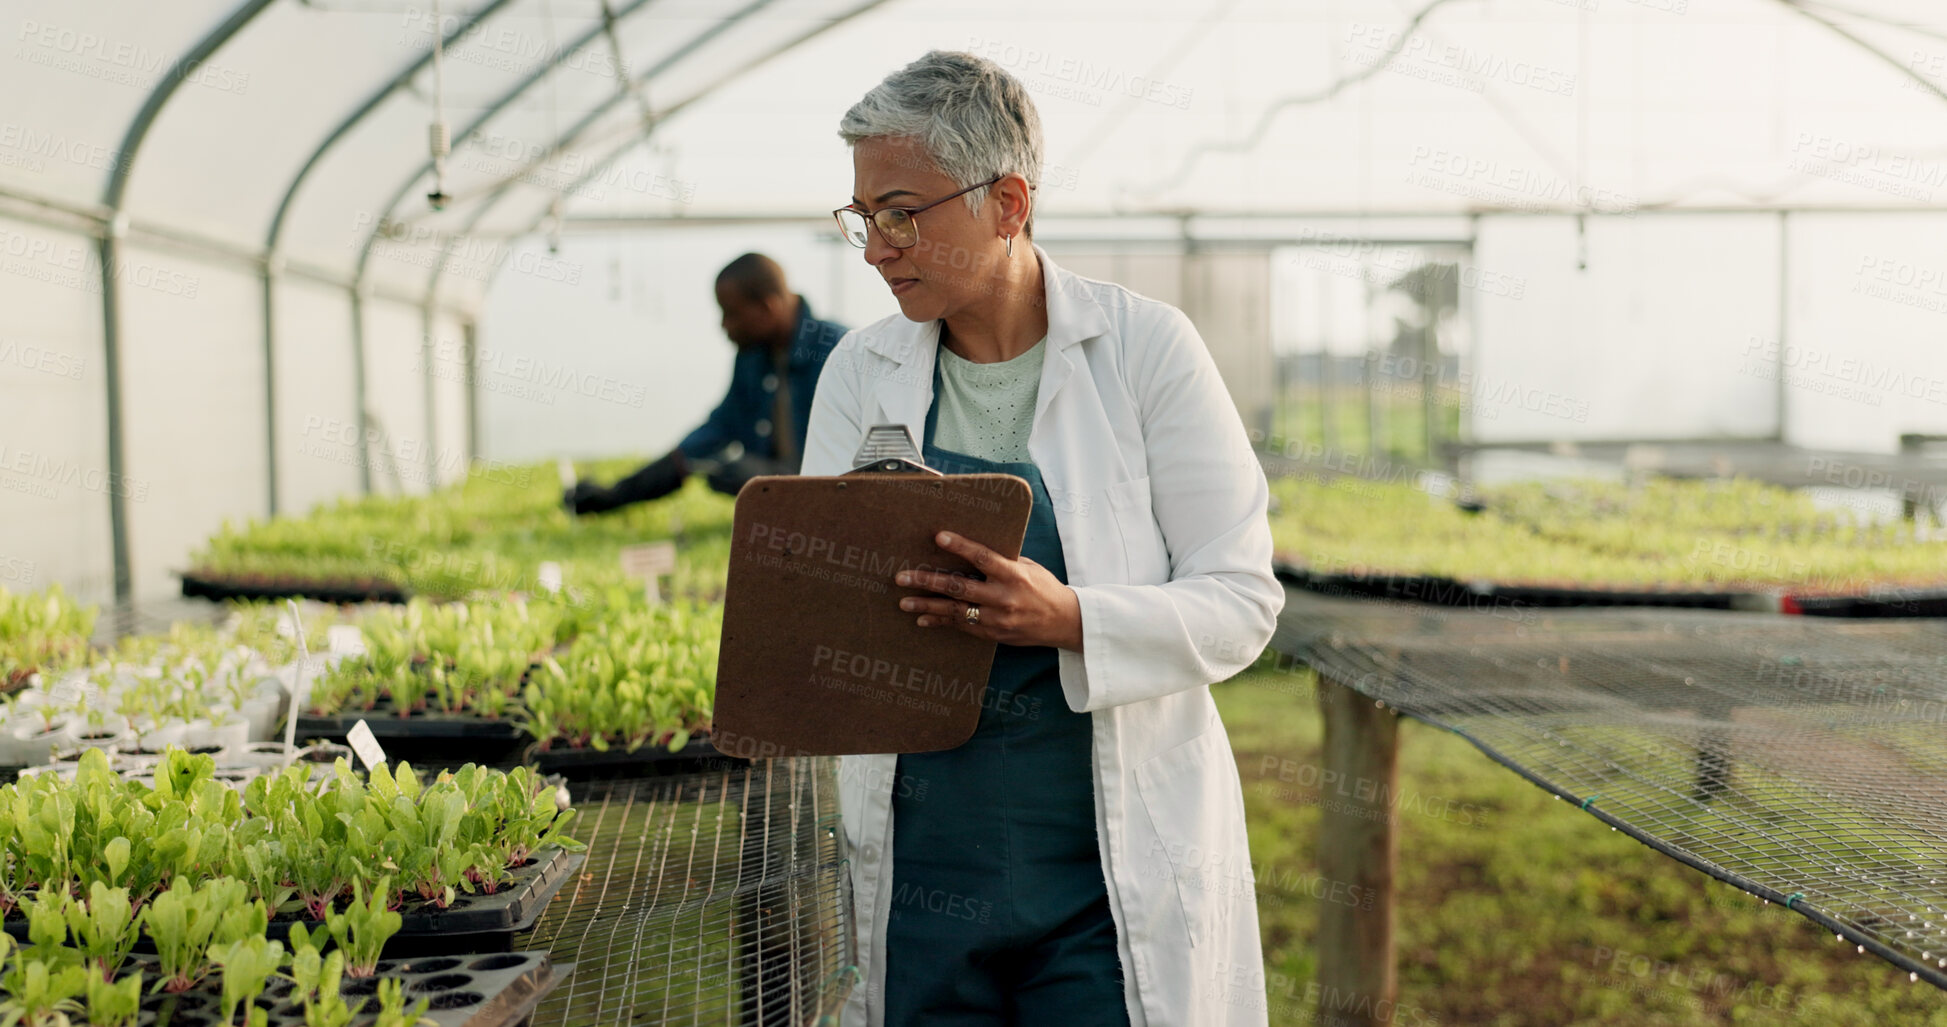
[323,878,400,979]
[226,840,298,914]
[0,957,88,1027]
[489,766,584,868]
[62,883,138,982]
[296,945,363,1027]
[19,892,72,968]
[371,768,468,908]
[141,877,248,994]
[207,936,283,1027]
[371,978,434,1027]
[82,969,142,1027]
[7,776,76,899]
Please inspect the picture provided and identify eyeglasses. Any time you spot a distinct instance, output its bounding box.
[833,176,1003,249]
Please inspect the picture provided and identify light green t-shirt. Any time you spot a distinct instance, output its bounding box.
[933,338,1046,464]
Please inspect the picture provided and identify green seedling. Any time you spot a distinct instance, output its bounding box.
[324,878,400,978]
[371,977,434,1027]
[63,883,137,981]
[208,935,284,1027]
[0,956,88,1027]
[82,969,142,1027]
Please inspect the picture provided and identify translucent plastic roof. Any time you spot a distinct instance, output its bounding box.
[4,0,1944,315]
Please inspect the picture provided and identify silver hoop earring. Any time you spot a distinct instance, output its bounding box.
[1005,235,1014,258]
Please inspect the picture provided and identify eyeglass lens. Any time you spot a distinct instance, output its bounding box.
[835,207,919,249]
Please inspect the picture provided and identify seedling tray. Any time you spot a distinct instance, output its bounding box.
[525,734,745,781]
[133,949,569,1027]
[297,709,525,742]
[265,847,586,957]
[180,570,409,606]
[1,848,583,957]
[296,709,528,765]
[1789,588,1947,618]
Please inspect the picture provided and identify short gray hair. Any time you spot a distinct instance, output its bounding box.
[838,50,1043,234]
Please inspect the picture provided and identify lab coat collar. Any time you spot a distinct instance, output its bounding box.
[859,244,1110,364]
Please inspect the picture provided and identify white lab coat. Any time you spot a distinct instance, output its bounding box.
[800,246,1282,1027]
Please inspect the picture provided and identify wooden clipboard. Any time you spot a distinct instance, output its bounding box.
[709,435,1033,758]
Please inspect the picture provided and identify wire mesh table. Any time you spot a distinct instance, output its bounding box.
[1272,587,1947,991]
[515,757,857,1026]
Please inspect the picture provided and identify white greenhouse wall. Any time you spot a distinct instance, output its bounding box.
[118,249,265,601]
[1471,215,1783,444]
[272,277,361,516]
[1779,213,1947,453]
[475,229,892,465]
[0,217,114,603]
[428,310,473,489]
[358,300,435,496]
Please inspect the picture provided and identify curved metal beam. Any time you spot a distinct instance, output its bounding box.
[263,0,523,507]
[354,0,661,290]
[512,0,897,238]
[444,0,895,310]
[97,0,278,602]
[414,0,791,480]
[345,0,661,494]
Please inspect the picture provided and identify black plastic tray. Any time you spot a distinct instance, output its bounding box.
[1278,564,1507,612]
[10,849,585,957]
[135,949,568,1027]
[265,847,586,956]
[297,709,525,742]
[1791,589,1947,618]
[296,709,529,766]
[525,734,746,781]
[181,571,410,606]
[1485,581,1744,610]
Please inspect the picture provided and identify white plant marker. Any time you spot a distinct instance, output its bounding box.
[620,541,676,605]
[282,599,309,757]
[346,719,387,771]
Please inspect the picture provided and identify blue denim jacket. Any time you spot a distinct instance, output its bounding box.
[677,296,847,466]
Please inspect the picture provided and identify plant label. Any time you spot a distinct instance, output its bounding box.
[620,542,677,604]
[284,600,310,755]
[537,561,564,594]
[346,719,388,770]
[557,458,577,489]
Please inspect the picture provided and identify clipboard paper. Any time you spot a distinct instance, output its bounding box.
[711,472,1033,758]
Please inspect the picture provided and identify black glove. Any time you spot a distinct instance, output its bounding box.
[564,479,611,515]
[703,453,791,497]
[568,450,689,516]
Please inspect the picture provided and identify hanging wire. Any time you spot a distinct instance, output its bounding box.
[427,0,453,210]
[1575,2,1590,270]
[542,0,565,253]
[1773,0,1947,106]
[1130,0,1465,200]
[599,0,659,136]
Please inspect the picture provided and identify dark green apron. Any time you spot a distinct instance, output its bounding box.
[881,362,1129,1026]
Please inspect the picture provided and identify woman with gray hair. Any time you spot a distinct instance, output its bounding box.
[803,50,1281,1026]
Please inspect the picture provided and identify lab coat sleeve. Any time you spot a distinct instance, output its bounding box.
[799,331,866,478]
[1065,305,1284,712]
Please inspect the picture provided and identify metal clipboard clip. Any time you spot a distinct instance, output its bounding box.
[847,424,942,476]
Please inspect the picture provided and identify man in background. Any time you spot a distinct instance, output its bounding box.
[566,253,848,514]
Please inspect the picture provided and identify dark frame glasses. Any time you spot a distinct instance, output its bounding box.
[832,175,1004,249]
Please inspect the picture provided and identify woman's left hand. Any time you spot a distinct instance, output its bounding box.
[896,531,1084,651]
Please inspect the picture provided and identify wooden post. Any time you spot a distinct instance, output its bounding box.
[1316,674,1399,1026]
